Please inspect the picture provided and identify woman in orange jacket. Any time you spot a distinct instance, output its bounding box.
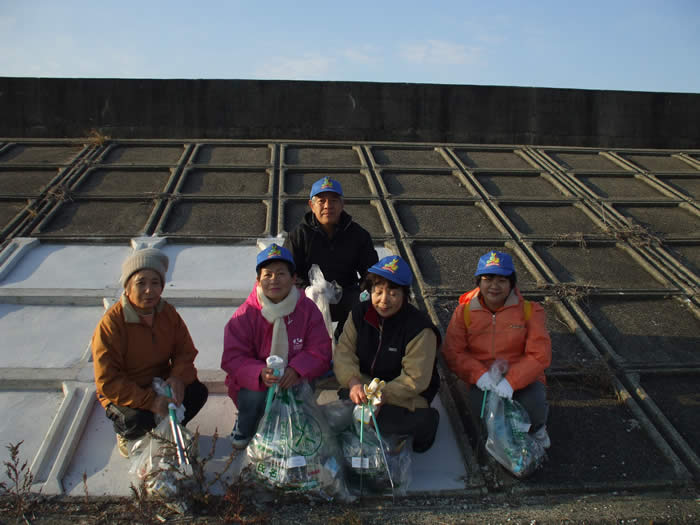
[443,251,552,447]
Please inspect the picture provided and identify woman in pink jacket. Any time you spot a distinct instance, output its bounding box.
[221,243,332,449]
[443,251,552,448]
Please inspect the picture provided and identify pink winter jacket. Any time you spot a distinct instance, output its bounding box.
[221,286,332,405]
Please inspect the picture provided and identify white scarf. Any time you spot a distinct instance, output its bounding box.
[257,284,299,365]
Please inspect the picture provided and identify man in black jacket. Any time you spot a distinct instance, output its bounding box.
[284,176,378,339]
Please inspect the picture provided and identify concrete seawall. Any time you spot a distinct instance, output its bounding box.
[1,77,698,148]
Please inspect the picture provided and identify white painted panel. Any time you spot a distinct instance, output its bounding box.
[0,244,128,288]
[407,398,467,491]
[162,245,258,296]
[176,306,238,370]
[63,395,244,497]
[0,305,102,367]
[0,391,63,486]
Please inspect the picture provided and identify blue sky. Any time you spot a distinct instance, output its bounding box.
[2,1,699,93]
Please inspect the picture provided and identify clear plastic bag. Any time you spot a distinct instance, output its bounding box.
[128,417,195,504]
[484,392,546,478]
[305,264,342,341]
[322,399,412,496]
[245,383,353,502]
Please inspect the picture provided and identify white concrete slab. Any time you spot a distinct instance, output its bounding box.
[161,245,258,297]
[0,243,129,289]
[0,390,64,486]
[408,398,467,491]
[176,306,237,370]
[0,305,101,367]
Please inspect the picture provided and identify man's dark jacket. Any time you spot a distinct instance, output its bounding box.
[284,210,378,287]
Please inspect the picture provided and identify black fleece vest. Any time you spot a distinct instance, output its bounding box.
[351,301,441,403]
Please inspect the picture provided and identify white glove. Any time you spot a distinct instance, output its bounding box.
[476,372,496,392]
[494,378,514,399]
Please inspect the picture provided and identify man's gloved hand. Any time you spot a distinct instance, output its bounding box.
[476,372,496,392]
[494,378,514,399]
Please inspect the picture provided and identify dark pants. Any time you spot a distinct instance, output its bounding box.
[331,285,361,340]
[338,389,440,453]
[469,381,548,432]
[106,379,209,440]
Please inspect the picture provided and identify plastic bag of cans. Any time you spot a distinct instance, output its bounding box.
[245,382,353,502]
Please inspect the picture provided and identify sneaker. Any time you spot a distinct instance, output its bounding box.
[533,426,551,449]
[229,420,251,450]
[116,433,130,458]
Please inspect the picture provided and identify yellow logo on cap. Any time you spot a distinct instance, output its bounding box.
[485,252,500,267]
[381,258,399,273]
[267,244,281,258]
[320,177,333,189]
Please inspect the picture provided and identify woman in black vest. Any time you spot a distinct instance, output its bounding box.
[333,255,441,452]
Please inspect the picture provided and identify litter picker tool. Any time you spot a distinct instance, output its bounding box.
[165,385,191,471]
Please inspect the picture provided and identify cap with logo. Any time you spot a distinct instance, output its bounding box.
[309,176,343,199]
[474,251,515,277]
[367,255,413,286]
[256,243,296,273]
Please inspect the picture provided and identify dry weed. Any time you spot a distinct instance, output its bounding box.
[86,129,110,147]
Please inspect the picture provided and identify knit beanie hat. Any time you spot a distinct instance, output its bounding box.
[120,247,169,288]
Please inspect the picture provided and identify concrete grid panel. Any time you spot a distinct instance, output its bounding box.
[533,244,672,289]
[580,297,700,366]
[0,168,63,196]
[283,145,361,166]
[0,390,64,487]
[575,174,673,200]
[175,306,239,370]
[655,174,700,200]
[192,144,272,165]
[394,202,504,238]
[180,169,271,196]
[475,172,568,199]
[410,243,539,292]
[0,144,84,165]
[0,242,128,289]
[428,295,596,369]
[381,170,474,198]
[666,244,700,276]
[34,200,157,237]
[612,204,700,239]
[0,200,27,236]
[529,377,682,485]
[369,147,448,167]
[161,200,270,237]
[281,199,389,238]
[543,151,628,172]
[500,203,604,237]
[73,168,172,196]
[452,149,533,170]
[282,171,374,197]
[618,153,699,173]
[0,304,100,367]
[101,144,187,165]
[636,373,700,461]
[160,244,259,296]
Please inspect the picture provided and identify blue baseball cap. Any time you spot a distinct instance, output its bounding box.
[256,243,296,273]
[309,176,343,199]
[474,251,515,277]
[368,255,413,286]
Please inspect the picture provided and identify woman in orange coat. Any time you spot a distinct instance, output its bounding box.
[443,251,552,447]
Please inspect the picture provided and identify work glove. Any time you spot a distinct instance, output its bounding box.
[494,378,514,399]
[476,372,496,392]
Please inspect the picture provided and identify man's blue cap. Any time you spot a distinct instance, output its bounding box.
[256,243,296,273]
[474,251,515,277]
[368,255,413,286]
[309,176,343,199]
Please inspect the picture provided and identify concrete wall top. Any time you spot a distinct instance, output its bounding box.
[1,77,699,148]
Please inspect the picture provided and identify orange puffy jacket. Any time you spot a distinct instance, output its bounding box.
[443,287,551,391]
